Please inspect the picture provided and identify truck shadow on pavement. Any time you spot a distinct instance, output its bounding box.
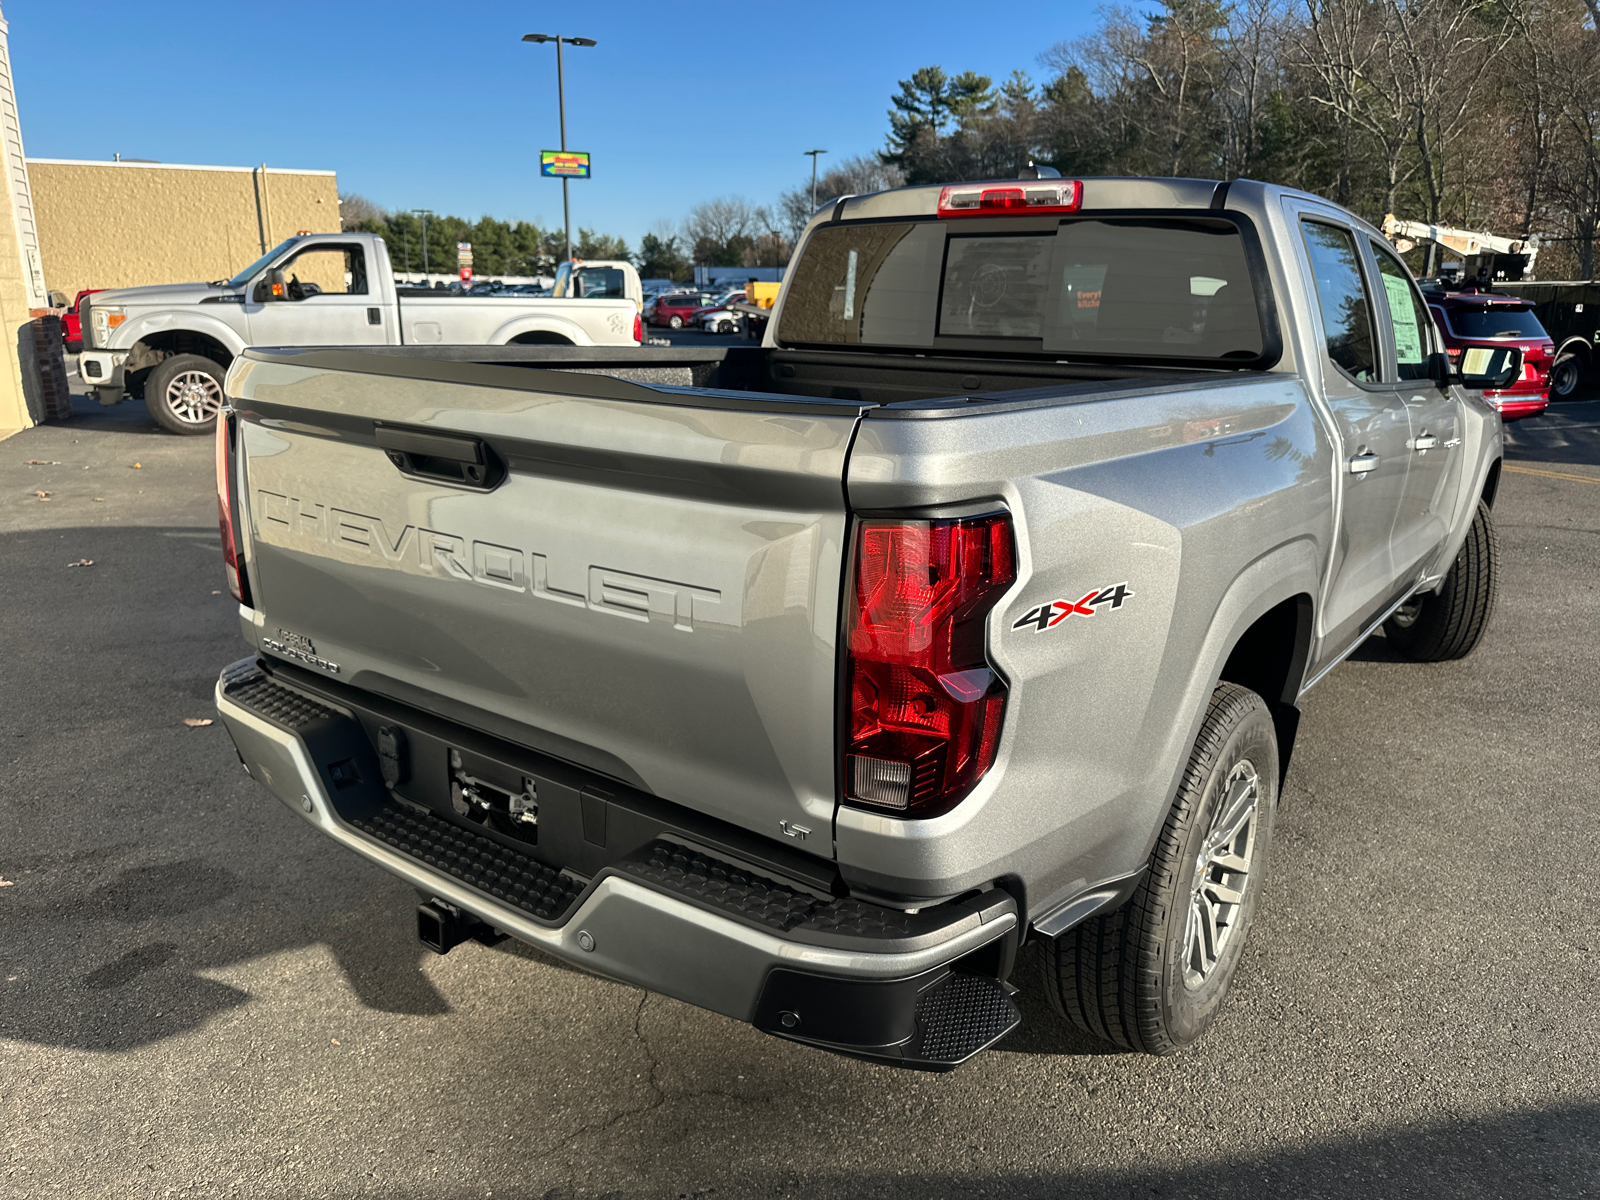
[0,521,456,1052]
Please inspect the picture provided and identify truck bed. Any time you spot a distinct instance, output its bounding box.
[241,342,1246,411]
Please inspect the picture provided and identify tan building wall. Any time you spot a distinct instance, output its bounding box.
[28,159,339,298]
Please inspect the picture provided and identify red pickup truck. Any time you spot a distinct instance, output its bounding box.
[62,289,102,354]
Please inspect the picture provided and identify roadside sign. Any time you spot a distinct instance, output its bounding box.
[541,151,591,179]
[460,267,472,283]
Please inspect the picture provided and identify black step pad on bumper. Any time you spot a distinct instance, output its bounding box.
[349,807,584,924]
[617,841,1011,952]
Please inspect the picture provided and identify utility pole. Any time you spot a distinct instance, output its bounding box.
[524,33,596,269]
[804,149,828,211]
[411,209,434,280]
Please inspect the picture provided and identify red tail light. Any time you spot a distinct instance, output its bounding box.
[215,413,250,605]
[633,312,643,343]
[938,180,1081,218]
[845,514,1015,816]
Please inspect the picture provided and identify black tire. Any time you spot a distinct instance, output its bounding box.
[668,314,684,330]
[145,353,226,435]
[1383,500,1497,661]
[1549,351,1586,400]
[1044,682,1278,1055]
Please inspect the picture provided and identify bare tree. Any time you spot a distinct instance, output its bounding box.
[338,193,387,231]
[683,197,758,249]
[1216,0,1296,179]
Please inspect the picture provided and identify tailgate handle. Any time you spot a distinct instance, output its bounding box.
[376,425,499,488]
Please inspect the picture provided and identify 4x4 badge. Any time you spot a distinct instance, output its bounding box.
[1013,583,1134,632]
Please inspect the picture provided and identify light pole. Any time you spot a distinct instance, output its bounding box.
[523,33,596,270]
[804,149,828,211]
[411,209,434,280]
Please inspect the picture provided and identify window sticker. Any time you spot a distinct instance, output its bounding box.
[1382,273,1423,363]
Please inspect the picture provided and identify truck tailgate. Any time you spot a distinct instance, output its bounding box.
[228,351,866,851]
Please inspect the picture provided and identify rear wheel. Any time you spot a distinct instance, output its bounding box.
[1044,682,1278,1054]
[145,353,225,435]
[668,314,684,330]
[1549,349,1586,400]
[1383,500,1497,662]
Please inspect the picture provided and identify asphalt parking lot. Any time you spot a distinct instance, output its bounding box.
[2,379,1597,1199]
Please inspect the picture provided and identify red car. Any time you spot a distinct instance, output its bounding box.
[1423,285,1553,421]
[61,289,103,354]
[649,292,712,330]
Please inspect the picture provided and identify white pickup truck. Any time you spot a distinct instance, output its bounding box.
[77,233,644,434]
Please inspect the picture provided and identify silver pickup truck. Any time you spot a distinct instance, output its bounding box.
[213,177,1507,1068]
[77,233,643,435]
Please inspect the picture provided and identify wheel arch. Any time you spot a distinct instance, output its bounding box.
[1481,456,1503,509]
[1217,592,1314,787]
[125,327,239,374]
[492,315,593,346]
[1555,337,1592,366]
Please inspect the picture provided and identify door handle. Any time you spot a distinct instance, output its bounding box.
[1409,434,1439,451]
[1348,453,1380,474]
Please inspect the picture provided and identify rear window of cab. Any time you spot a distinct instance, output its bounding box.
[778,215,1274,367]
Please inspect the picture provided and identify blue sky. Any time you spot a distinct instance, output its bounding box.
[8,1,1100,251]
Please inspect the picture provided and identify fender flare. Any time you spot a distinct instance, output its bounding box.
[1139,536,1321,851]
[1555,336,1592,364]
[114,312,248,363]
[490,314,595,346]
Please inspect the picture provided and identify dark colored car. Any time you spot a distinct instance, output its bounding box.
[649,292,712,329]
[1423,285,1553,421]
[62,289,103,354]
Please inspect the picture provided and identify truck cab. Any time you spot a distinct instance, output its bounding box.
[78,234,643,435]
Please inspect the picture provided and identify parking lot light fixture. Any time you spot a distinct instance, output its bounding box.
[523,33,597,270]
[805,149,828,211]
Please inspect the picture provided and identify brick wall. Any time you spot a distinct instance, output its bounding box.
[25,309,70,422]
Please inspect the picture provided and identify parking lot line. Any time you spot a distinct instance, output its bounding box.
[1504,463,1600,485]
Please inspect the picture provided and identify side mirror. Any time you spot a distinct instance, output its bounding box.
[1458,345,1522,392]
[1427,351,1462,389]
[254,268,287,302]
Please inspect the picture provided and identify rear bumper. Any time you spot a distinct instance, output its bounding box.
[214,658,1019,1068]
[1485,392,1548,421]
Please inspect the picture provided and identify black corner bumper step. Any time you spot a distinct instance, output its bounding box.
[754,964,1020,1071]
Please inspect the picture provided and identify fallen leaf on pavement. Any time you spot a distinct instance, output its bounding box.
[331,1038,341,1045]
[34,491,50,500]
[0,877,12,888]
[24,460,60,466]
[211,590,222,594]
[93,498,104,502]
[183,718,214,728]
[68,559,94,567]
[131,462,142,469]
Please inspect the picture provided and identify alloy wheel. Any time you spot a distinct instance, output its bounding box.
[1182,759,1261,991]
[165,370,223,425]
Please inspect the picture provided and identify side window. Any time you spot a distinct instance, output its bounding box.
[1370,242,1434,381]
[277,244,368,299]
[1300,221,1377,383]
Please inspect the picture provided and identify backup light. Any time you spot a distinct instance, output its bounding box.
[938,180,1082,218]
[844,514,1015,817]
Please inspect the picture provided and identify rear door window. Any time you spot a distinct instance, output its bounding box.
[1369,242,1435,381]
[1299,221,1377,383]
